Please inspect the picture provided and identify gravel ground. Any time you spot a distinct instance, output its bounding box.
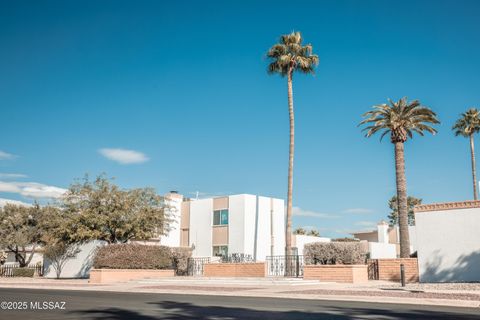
[288,289,480,301]
[380,282,480,291]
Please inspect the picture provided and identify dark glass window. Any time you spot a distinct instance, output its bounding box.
[213,209,228,226]
[213,245,228,257]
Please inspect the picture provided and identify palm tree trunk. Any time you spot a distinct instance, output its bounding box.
[285,68,294,256]
[394,142,411,258]
[469,134,478,200]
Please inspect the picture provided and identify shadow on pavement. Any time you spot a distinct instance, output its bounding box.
[72,300,480,320]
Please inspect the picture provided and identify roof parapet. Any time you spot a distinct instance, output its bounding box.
[414,200,480,213]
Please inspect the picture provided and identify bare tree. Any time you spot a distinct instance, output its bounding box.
[43,243,80,279]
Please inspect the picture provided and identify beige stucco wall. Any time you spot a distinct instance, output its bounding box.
[212,226,228,245]
[213,197,229,210]
[180,201,190,229]
[180,230,189,247]
[388,227,398,244]
[353,231,378,243]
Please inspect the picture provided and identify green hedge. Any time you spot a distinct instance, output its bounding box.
[304,242,366,265]
[13,268,35,277]
[93,244,191,273]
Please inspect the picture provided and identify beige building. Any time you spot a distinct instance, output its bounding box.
[351,220,417,258]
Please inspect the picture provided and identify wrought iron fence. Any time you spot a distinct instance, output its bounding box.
[266,255,304,277]
[187,257,210,276]
[0,264,43,277]
[367,259,379,280]
[221,253,254,263]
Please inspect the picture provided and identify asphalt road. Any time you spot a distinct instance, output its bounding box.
[0,288,479,319]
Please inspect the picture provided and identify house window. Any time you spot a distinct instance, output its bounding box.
[213,209,228,226]
[213,245,228,257]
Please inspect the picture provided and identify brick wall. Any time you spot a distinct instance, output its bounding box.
[89,269,175,284]
[203,263,265,277]
[376,258,419,283]
[303,265,368,283]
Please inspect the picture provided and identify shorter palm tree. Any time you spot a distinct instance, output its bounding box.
[452,108,480,200]
[359,97,439,258]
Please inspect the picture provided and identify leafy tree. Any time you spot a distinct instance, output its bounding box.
[267,31,319,255]
[0,204,45,267]
[293,228,320,236]
[0,251,7,265]
[452,108,480,200]
[40,206,80,279]
[62,175,171,244]
[293,227,306,235]
[360,97,439,257]
[388,195,422,226]
[43,242,80,279]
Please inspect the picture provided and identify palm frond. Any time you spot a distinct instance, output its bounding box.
[359,97,440,143]
[452,108,480,137]
[266,31,318,76]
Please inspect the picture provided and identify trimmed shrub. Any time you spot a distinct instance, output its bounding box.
[13,268,35,277]
[304,242,366,265]
[331,237,359,242]
[170,247,192,275]
[93,244,173,270]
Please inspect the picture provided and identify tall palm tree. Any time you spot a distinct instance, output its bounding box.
[359,97,439,258]
[266,31,319,255]
[452,108,480,200]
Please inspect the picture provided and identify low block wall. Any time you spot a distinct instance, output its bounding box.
[377,258,419,283]
[303,265,368,283]
[203,263,265,277]
[89,269,175,284]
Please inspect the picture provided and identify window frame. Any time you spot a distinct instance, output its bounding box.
[212,245,228,257]
[213,209,229,226]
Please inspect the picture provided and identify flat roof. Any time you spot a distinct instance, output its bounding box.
[415,200,480,213]
[350,230,376,235]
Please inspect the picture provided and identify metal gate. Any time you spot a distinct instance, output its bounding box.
[266,255,304,277]
[187,257,210,276]
[368,259,379,280]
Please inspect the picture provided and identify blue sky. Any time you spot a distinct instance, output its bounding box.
[1,0,480,238]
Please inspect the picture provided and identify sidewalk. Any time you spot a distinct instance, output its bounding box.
[1,277,479,308]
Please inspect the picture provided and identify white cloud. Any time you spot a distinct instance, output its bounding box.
[0,198,31,207]
[0,181,66,199]
[354,221,377,228]
[0,151,16,160]
[0,181,21,193]
[0,173,27,179]
[99,148,149,164]
[20,183,66,198]
[298,225,317,231]
[342,208,374,214]
[292,206,339,219]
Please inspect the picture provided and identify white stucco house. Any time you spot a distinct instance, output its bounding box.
[351,220,417,259]
[414,201,480,282]
[292,234,331,256]
[17,192,293,278]
[160,192,286,261]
